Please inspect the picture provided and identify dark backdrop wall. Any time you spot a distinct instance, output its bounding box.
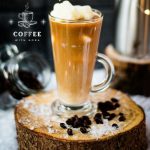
[0,0,115,71]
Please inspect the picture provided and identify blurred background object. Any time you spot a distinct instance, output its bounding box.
[115,0,150,57]
[0,44,51,109]
[106,0,150,96]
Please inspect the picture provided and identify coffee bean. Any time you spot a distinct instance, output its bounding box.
[102,111,110,116]
[60,123,67,129]
[108,113,116,121]
[98,101,115,112]
[94,113,103,124]
[102,111,110,119]
[119,116,126,122]
[65,115,92,129]
[105,101,116,110]
[114,103,120,109]
[94,113,102,118]
[95,118,103,124]
[97,102,106,112]
[94,113,102,123]
[80,127,88,134]
[80,116,92,127]
[119,113,124,116]
[112,123,119,129]
[94,116,103,124]
[70,116,76,123]
[67,128,73,136]
[81,116,90,121]
[66,119,73,125]
[72,120,80,128]
[73,115,79,120]
[111,98,119,103]
[85,119,92,125]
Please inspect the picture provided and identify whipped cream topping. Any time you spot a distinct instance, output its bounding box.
[50,1,95,20]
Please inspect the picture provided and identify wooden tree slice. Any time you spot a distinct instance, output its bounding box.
[15,89,147,150]
[105,45,150,96]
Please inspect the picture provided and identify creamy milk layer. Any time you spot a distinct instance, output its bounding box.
[50,1,95,20]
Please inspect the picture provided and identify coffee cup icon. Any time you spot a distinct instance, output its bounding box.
[18,11,37,28]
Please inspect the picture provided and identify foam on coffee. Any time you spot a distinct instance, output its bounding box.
[51,1,95,20]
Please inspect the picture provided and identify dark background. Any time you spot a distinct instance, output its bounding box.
[0,0,116,71]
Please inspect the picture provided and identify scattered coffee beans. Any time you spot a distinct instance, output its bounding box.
[60,123,67,129]
[61,98,124,136]
[67,128,73,136]
[80,127,88,134]
[119,116,126,122]
[111,98,119,103]
[112,123,119,129]
[94,113,103,124]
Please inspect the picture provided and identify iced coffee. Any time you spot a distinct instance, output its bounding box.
[49,1,114,112]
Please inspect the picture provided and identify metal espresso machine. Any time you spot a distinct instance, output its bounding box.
[106,0,150,95]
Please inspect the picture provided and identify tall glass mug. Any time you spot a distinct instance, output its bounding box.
[49,10,114,116]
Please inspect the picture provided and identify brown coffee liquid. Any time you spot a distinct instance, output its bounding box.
[50,15,102,106]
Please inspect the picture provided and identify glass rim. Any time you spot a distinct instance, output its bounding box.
[49,9,103,23]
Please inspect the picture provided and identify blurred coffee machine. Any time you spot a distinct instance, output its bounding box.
[106,0,150,96]
[116,0,150,57]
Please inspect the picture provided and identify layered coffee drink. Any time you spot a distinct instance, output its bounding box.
[50,1,103,106]
[49,1,114,115]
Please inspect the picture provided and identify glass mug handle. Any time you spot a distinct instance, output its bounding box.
[91,53,115,92]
